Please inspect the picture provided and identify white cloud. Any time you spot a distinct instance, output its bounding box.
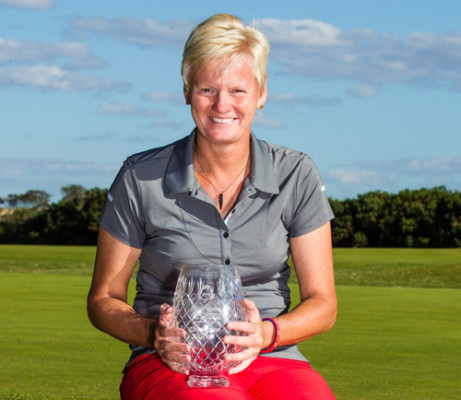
[64,16,461,92]
[0,158,120,199]
[326,156,461,190]
[0,0,53,10]
[0,64,130,91]
[142,91,185,104]
[98,101,166,118]
[347,84,380,98]
[256,18,344,47]
[0,37,127,91]
[253,113,285,129]
[75,132,118,142]
[0,37,105,68]
[327,167,386,185]
[68,17,111,34]
[256,19,461,92]
[148,120,185,130]
[66,17,193,48]
[383,156,461,174]
[270,93,341,107]
[0,159,119,176]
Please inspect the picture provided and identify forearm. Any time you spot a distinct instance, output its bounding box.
[281,294,337,345]
[224,294,336,375]
[261,294,337,349]
[87,296,158,349]
[271,223,337,347]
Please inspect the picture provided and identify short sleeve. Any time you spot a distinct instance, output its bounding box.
[99,161,146,249]
[288,157,334,238]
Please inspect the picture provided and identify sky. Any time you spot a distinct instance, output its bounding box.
[1,0,460,202]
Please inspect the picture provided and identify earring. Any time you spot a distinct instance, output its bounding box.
[258,105,264,110]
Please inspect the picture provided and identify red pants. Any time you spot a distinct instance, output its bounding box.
[120,354,336,400]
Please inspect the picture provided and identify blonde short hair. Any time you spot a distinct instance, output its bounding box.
[181,13,270,102]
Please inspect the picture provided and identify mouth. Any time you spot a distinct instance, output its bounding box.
[210,117,235,124]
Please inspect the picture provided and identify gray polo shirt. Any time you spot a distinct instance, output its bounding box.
[100,129,334,364]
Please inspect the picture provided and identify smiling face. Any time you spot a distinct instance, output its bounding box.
[188,57,267,147]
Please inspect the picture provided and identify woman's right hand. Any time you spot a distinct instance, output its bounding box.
[154,303,191,374]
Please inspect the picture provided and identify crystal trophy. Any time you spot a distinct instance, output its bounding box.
[172,264,246,388]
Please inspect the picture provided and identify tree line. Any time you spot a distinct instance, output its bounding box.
[329,186,461,247]
[1,185,460,247]
[0,185,107,245]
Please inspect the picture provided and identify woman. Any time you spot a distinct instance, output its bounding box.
[88,13,337,400]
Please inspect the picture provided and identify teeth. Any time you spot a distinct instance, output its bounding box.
[211,117,234,124]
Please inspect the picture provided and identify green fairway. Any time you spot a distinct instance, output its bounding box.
[296,286,461,400]
[331,248,461,288]
[0,245,460,399]
[2,245,460,288]
[0,272,129,400]
[0,245,97,275]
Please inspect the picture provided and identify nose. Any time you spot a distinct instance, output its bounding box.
[213,92,232,113]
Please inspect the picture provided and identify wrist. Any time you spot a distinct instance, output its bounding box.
[260,318,280,353]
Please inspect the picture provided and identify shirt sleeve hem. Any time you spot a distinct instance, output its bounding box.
[288,211,334,239]
[99,219,144,249]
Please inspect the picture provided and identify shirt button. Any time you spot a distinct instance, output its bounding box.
[223,232,229,238]
[225,259,230,265]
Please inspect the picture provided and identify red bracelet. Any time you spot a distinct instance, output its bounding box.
[260,318,280,353]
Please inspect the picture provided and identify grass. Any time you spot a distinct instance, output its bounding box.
[0,245,97,275]
[331,248,461,288]
[3,245,460,288]
[0,272,128,400]
[0,245,460,399]
[296,286,461,399]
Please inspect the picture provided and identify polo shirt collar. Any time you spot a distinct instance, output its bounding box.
[164,130,198,195]
[164,129,279,195]
[249,133,280,195]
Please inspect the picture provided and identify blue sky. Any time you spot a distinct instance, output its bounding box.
[1,0,460,202]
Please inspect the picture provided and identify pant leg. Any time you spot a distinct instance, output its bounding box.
[238,357,336,400]
[120,354,252,400]
[120,354,335,400]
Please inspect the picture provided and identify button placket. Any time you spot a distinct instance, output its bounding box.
[221,227,232,265]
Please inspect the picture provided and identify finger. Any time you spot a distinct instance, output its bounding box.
[227,320,254,334]
[156,340,191,366]
[155,328,187,352]
[224,332,255,348]
[154,326,187,355]
[159,347,191,364]
[159,304,174,324]
[241,299,261,322]
[163,326,186,339]
[167,361,190,375]
[158,337,190,351]
[159,303,175,318]
[225,321,264,350]
[242,298,256,310]
[228,350,261,371]
[228,359,253,375]
[226,347,259,374]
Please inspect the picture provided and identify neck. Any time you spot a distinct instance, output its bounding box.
[193,135,251,211]
[194,134,251,176]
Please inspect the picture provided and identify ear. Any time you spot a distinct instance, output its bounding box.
[184,86,190,105]
[259,79,268,107]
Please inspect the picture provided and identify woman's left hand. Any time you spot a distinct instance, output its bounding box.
[223,299,267,374]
